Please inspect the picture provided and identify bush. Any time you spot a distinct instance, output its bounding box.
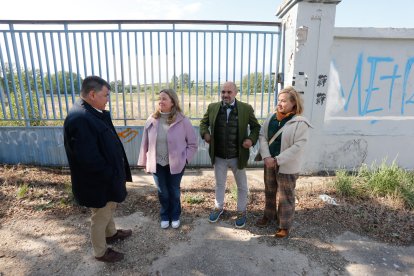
[332,160,414,209]
[333,170,356,197]
[0,90,45,126]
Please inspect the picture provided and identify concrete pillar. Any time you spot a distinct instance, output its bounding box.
[276,0,342,172]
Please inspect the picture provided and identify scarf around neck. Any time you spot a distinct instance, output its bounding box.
[275,111,295,121]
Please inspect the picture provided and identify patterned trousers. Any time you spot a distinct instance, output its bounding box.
[263,166,298,230]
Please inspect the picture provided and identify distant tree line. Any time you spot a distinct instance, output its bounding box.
[0,63,82,126]
[0,64,82,96]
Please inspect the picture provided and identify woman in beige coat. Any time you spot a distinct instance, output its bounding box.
[256,86,312,238]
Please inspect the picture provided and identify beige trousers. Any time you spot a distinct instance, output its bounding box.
[90,201,118,257]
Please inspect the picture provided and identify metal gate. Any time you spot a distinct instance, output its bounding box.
[0,20,282,125]
[0,20,282,166]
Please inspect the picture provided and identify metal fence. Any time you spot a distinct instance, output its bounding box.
[0,20,282,126]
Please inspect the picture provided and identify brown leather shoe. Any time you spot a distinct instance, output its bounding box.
[106,229,132,244]
[95,248,124,263]
[255,216,270,228]
[275,229,289,238]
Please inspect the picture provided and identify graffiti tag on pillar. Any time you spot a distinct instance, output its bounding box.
[316,93,326,105]
[118,128,139,143]
[317,75,328,87]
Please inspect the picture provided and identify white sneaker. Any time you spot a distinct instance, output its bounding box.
[161,221,169,229]
[171,220,180,229]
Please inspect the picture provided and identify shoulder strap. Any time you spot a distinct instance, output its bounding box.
[268,125,285,145]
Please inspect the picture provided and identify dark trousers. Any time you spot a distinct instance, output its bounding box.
[153,164,184,221]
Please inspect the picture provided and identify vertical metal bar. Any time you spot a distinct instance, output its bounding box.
[73,32,82,93]
[111,31,119,119]
[0,44,14,119]
[89,32,94,76]
[268,33,274,113]
[104,32,112,114]
[50,32,63,119]
[58,30,69,113]
[187,31,191,116]
[225,25,229,82]
[260,34,267,118]
[172,24,176,91]
[233,32,236,82]
[134,32,141,119]
[253,33,259,111]
[35,32,50,119]
[142,32,148,118]
[157,31,161,90]
[210,31,213,100]
[127,31,133,118]
[240,33,244,99]
[180,31,184,110]
[195,32,199,118]
[247,33,251,104]
[64,24,75,103]
[10,25,30,124]
[27,32,42,117]
[118,24,126,125]
[217,31,221,96]
[43,32,57,119]
[0,78,5,119]
[19,32,35,119]
[203,31,206,111]
[165,32,168,87]
[96,32,102,77]
[4,31,22,119]
[149,31,155,113]
[81,32,87,77]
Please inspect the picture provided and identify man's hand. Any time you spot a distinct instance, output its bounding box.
[264,157,277,168]
[242,139,253,149]
[204,133,211,144]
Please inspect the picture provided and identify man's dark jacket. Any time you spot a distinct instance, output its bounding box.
[199,99,261,169]
[63,99,132,208]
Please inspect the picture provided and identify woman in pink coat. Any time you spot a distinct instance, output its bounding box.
[138,89,198,229]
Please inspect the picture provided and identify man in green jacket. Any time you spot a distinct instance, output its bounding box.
[200,81,260,228]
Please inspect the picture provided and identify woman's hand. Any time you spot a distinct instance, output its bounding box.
[204,133,211,144]
[264,157,277,168]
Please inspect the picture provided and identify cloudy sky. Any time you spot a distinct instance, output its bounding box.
[1,0,413,28]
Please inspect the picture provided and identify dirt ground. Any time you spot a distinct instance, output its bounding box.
[0,165,413,275]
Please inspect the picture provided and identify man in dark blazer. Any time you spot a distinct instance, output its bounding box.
[64,76,132,263]
[200,81,260,228]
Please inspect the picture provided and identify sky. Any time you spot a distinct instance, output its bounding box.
[1,0,414,28]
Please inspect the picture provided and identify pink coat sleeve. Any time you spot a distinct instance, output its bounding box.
[137,123,149,167]
[184,118,198,163]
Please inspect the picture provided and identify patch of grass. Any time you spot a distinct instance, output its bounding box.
[183,194,205,205]
[332,160,414,209]
[16,183,29,199]
[35,200,55,211]
[333,170,357,197]
[229,183,238,201]
[52,181,75,207]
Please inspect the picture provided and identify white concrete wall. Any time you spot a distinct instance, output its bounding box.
[277,1,414,171]
[322,28,414,170]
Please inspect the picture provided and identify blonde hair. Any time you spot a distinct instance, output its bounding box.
[152,89,182,124]
[278,86,304,115]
